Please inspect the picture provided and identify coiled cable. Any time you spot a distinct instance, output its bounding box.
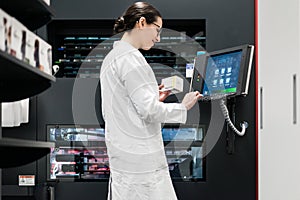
[219,99,248,136]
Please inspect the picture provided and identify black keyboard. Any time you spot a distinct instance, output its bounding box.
[199,94,228,101]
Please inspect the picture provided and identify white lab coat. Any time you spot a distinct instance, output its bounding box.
[100,41,187,200]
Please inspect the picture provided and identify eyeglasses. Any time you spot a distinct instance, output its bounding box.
[152,22,162,37]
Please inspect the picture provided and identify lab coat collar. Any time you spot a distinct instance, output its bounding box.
[113,40,136,50]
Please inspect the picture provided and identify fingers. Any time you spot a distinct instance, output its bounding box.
[194,91,203,99]
[159,89,171,102]
[182,91,202,110]
[158,84,164,90]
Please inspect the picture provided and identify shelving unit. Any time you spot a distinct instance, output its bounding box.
[47,19,206,78]
[0,0,56,169]
[0,1,56,198]
[0,138,54,168]
[47,124,205,181]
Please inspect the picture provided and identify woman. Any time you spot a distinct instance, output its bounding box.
[100,2,202,200]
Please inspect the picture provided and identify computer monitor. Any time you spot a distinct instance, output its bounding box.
[190,44,254,99]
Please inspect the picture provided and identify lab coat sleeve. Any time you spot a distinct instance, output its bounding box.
[120,56,187,124]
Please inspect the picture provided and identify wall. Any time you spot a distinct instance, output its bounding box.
[2,0,255,199]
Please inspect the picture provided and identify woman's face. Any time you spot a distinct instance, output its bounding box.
[140,17,162,50]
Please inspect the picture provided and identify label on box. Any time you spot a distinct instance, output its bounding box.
[18,175,35,186]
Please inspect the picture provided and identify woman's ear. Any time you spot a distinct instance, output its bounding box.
[137,17,146,28]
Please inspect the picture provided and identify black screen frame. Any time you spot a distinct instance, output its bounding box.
[191,44,254,98]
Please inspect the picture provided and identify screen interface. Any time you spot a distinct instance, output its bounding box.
[202,50,242,95]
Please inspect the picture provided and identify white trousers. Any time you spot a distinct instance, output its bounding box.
[108,168,178,200]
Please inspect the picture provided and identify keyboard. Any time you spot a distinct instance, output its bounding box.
[199,94,228,101]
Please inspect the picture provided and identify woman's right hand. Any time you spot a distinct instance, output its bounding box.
[181,91,203,110]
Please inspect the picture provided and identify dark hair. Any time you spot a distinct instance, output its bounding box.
[113,2,162,34]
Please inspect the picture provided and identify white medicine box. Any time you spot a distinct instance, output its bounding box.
[161,75,184,94]
[27,34,52,74]
[39,39,52,75]
[24,30,37,67]
[10,18,28,61]
[0,9,12,52]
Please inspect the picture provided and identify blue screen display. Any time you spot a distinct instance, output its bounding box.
[162,127,203,141]
[202,50,242,95]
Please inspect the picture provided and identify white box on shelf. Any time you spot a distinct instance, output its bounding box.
[39,39,52,75]
[24,30,36,67]
[0,9,12,52]
[10,18,28,61]
[26,33,52,74]
[161,75,184,94]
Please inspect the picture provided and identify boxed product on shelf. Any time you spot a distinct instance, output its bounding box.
[24,30,36,67]
[0,9,12,52]
[25,30,52,73]
[32,35,44,70]
[10,18,28,61]
[39,39,52,75]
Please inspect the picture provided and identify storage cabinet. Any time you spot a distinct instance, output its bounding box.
[47,19,206,80]
[47,124,205,182]
[257,0,300,199]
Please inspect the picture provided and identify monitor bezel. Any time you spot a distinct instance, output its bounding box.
[191,44,254,98]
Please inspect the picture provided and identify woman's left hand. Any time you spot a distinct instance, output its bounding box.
[158,84,171,102]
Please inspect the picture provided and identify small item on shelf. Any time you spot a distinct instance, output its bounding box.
[26,33,53,75]
[10,17,28,61]
[24,29,35,66]
[0,8,12,53]
[39,38,52,75]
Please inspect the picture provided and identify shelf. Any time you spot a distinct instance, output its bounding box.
[0,0,55,30]
[0,51,56,102]
[0,137,55,168]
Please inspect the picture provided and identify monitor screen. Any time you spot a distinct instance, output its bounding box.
[202,50,242,95]
[191,44,254,99]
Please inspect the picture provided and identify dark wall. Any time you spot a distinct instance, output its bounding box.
[2,0,255,199]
